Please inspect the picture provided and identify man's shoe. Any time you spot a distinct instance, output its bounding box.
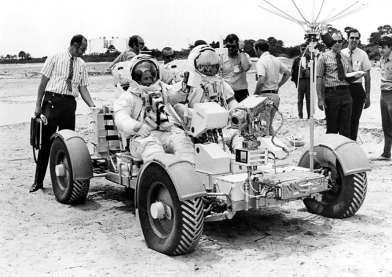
[375,154,391,161]
[29,182,43,193]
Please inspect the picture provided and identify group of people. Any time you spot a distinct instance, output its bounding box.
[317,29,392,161]
[292,27,392,161]
[30,29,392,192]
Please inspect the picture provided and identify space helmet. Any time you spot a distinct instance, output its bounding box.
[129,54,160,86]
[187,45,220,77]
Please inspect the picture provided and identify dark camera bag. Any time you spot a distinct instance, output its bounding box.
[30,117,43,163]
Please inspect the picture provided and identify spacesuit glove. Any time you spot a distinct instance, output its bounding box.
[136,122,152,137]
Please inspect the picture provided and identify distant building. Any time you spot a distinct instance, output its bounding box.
[87,37,127,54]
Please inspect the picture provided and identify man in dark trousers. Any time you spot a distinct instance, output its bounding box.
[341,28,371,141]
[291,43,311,119]
[377,36,392,160]
[30,34,95,192]
[317,32,352,138]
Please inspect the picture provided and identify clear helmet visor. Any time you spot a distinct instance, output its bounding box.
[131,60,159,86]
[195,49,220,76]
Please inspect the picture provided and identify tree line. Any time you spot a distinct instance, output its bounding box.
[1,24,391,64]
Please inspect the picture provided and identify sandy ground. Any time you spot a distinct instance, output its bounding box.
[0,62,392,277]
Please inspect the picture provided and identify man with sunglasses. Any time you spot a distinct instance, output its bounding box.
[109,35,144,70]
[30,34,95,192]
[341,28,371,141]
[317,32,352,139]
[222,34,251,102]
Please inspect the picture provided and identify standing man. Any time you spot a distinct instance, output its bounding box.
[317,32,352,138]
[109,35,144,70]
[222,34,251,102]
[377,36,392,160]
[160,47,181,85]
[254,39,290,135]
[162,47,175,65]
[30,34,95,192]
[341,28,371,140]
[291,43,311,119]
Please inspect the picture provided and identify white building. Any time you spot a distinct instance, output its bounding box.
[87,37,127,54]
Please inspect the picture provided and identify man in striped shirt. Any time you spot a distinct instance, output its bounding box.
[377,36,392,160]
[30,34,95,192]
[317,32,352,139]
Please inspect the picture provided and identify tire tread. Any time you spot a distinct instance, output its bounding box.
[342,172,367,218]
[172,197,204,255]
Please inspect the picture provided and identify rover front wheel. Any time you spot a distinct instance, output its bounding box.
[137,163,204,255]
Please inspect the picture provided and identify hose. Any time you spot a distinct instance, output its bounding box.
[269,103,292,160]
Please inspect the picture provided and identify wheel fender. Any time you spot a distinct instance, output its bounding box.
[51,129,93,180]
[298,133,371,175]
[136,153,205,206]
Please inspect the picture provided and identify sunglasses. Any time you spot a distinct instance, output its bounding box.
[349,37,360,40]
[225,44,238,49]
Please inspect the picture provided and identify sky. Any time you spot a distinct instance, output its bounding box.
[0,0,390,57]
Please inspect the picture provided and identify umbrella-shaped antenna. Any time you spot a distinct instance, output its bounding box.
[258,0,366,31]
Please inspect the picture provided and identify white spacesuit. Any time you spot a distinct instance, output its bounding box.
[172,45,245,149]
[113,54,194,163]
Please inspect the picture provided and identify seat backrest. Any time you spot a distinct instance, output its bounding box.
[95,106,122,155]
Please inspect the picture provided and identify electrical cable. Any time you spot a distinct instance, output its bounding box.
[268,103,292,160]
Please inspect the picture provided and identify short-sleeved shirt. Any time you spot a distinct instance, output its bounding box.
[41,51,89,97]
[222,52,251,91]
[380,52,392,91]
[255,52,288,91]
[317,50,349,87]
[109,50,137,69]
[341,47,371,83]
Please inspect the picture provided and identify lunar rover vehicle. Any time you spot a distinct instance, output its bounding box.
[48,92,370,256]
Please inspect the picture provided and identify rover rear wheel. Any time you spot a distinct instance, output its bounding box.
[300,150,367,218]
[50,137,90,204]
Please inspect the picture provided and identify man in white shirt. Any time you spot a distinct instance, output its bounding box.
[254,39,290,135]
[222,34,251,102]
[31,34,95,192]
[109,35,144,70]
[341,28,371,140]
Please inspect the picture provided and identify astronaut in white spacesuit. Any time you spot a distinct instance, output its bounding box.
[113,54,194,163]
[171,45,247,150]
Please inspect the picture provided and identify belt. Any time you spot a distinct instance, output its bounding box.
[46,91,74,99]
[325,85,349,91]
[257,90,277,94]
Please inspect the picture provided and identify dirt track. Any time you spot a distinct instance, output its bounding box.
[1,66,392,276]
